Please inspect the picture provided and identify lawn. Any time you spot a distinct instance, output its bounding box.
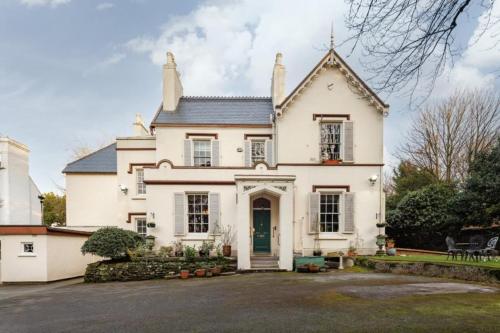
[369,254,500,269]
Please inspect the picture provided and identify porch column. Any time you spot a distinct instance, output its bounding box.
[236,191,251,270]
[279,191,294,271]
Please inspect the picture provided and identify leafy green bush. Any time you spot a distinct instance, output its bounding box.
[81,227,144,260]
[184,245,196,262]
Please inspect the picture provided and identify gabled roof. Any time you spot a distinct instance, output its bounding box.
[62,143,117,174]
[277,50,389,113]
[151,96,273,127]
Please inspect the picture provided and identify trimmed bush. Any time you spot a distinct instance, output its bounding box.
[81,227,144,260]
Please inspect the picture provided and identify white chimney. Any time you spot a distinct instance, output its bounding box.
[271,52,286,107]
[133,113,149,136]
[162,52,183,112]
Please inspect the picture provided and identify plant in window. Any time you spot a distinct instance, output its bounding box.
[81,227,144,260]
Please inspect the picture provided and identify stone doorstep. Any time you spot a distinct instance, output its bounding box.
[164,271,239,280]
[239,268,287,273]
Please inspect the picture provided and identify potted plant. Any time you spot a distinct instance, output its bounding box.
[308,263,320,273]
[145,235,155,250]
[347,246,357,257]
[195,268,206,277]
[198,240,214,258]
[210,266,222,276]
[376,234,387,255]
[376,222,387,228]
[386,238,395,249]
[173,240,183,257]
[313,248,322,256]
[147,222,156,228]
[221,225,235,257]
[180,269,190,279]
[184,245,197,263]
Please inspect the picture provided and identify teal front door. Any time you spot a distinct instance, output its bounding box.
[253,210,271,253]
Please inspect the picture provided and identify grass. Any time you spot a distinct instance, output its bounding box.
[368,254,500,269]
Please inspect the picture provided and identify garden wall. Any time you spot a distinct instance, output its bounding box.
[356,258,500,284]
[84,257,236,282]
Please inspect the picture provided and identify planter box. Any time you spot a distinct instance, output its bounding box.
[294,256,325,272]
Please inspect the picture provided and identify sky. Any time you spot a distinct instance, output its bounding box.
[1,0,499,193]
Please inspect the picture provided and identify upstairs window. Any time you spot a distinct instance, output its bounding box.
[193,140,211,167]
[136,169,146,195]
[320,123,342,161]
[251,140,266,164]
[320,194,340,232]
[187,193,209,233]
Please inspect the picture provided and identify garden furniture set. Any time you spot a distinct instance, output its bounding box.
[446,236,498,261]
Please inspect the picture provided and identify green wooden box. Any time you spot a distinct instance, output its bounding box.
[294,256,325,271]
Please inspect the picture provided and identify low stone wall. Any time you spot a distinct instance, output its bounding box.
[356,257,500,284]
[84,257,236,283]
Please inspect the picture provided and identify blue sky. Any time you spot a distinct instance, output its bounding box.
[1,0,498,193]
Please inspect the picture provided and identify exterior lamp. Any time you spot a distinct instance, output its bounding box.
[119,184,128,195]
[368,175,378,186]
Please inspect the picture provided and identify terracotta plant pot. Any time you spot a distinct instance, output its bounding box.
[222,245,232,257]
[308,264,320,273]
[347,251,357,257]
[195,268,206,277]
[322,159,342,165]
[210,266,222,276]
[386,241,395,249]
[180,270,190,279]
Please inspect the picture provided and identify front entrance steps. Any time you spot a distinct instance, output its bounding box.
[240,255,284,272]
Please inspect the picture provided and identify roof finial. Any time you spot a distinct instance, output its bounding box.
[330,21,335,51]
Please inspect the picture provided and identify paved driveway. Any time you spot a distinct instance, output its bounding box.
[0,272,498,333]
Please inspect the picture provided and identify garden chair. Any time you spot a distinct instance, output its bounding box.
[445,236,463,260]
[464,238,482,262]
[480,236,498,261]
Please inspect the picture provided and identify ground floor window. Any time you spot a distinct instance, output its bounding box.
[320,193,340,232]
[136,217,147,237]
[22,242,34,254]
[188,193,209,233]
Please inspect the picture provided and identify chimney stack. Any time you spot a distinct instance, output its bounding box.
[271,52,285,107]
[162,52,183,112]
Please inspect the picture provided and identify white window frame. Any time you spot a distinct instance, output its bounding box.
[320,122,343,161]
[186,193,209,234]
[319,192,343,234]
[19,241,36,257]
[251,140,266,164]
[136,169,146,195]
[135,217,147,237]
[192,140,212,167]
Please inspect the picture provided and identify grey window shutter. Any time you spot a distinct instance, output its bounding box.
[343,121,354,162]
[265,139,273,166]
[211,140,220,167]
[174,193,185,235]
[343,192,355,233]
[209,193,220,234]
[308,192,320,234]
[184,140,192,166]
[244,140,251,167]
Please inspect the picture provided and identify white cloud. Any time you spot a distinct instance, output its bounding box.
[83,53,126,76]
[19,0,71,7]
[96,2,114,11]
[126,0,348,96]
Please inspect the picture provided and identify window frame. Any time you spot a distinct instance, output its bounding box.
[250,139,266,164]
[186,193,209,234]
[318,192,343,234]
[136,168,146,195]
[19,241,36,256]
[320,122,343,161]
[135,217,147,237]
[192,139,212,167]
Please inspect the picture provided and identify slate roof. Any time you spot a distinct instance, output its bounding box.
[151,96,274,126]
[62,143,117,174]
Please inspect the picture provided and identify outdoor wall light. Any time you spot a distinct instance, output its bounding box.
[368,175,378,186]
[119,184,128,195]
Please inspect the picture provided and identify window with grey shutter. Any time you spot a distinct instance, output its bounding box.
[174,193,185,235]
[184,140,192,166]
[343,192,355,233]
[211,140,220,167]
[244,140,251,167]
[343,121,354,162]
[265,139,273,166]
[209,193,220,234]
[308,192,320,234]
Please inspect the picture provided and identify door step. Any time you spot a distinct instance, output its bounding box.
[239,268,287,273]
[250,256,279,269]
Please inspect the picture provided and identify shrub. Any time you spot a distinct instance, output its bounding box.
[81,227,144,260]
[184,245,196,262]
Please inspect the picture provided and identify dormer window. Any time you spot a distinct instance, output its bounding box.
[193,140,211,167]
[320,123,342,161]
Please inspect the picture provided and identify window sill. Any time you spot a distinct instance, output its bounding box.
[131,196,146,200]
[182,234,213,241]
[317,234,348,240]
[18,253,37,257]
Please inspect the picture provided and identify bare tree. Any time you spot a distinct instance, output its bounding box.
[398,89,499,183]
[344,0,498,102]
[68,137,114,161]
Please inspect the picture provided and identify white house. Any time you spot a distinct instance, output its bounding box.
[0,136,41,225]
[63,48,388,271]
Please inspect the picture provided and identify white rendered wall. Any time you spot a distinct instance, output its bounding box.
[0,235,48,282]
